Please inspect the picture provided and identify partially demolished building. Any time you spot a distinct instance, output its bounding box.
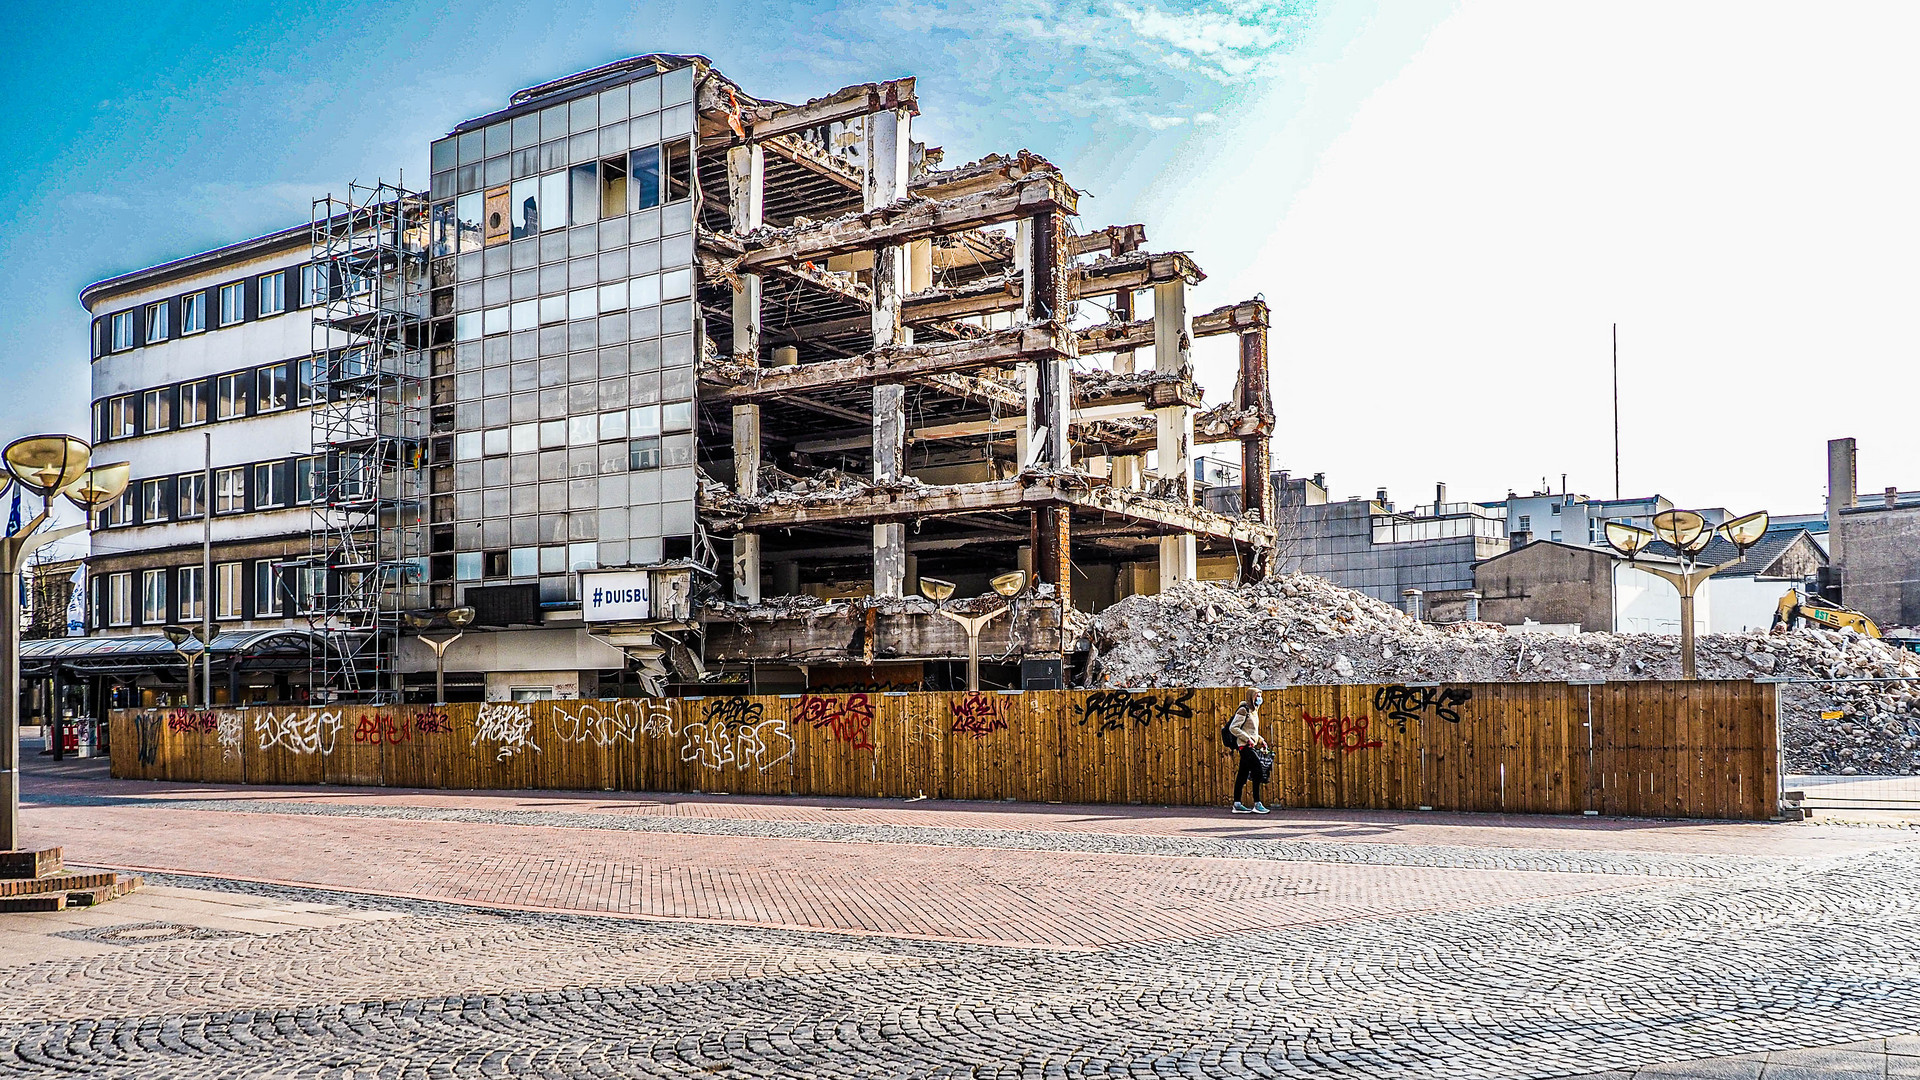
[73,53,1275,702]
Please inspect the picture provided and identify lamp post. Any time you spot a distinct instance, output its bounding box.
[1605,509,1769,679]
[926,571,1028,691]
[405,606,475,705]
[161,623,220,708]
[2,436,128,853]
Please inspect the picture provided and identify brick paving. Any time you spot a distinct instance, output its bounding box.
[4,757,1920,1077]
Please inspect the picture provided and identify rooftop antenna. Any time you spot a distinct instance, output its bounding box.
[1612,322,1620,500]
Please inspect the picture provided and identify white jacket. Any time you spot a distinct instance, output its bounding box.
[1227,704,1264,749]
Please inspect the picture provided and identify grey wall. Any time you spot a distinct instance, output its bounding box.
[1836,505,1920,628]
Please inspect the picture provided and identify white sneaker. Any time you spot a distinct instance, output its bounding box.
[1253,802,1270,814]
[1232,802,1253,813]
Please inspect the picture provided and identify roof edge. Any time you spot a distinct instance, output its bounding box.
[79,221,312,312]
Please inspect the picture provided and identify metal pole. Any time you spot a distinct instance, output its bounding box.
[1612,322,1620,500]
[2,550,21,851]
[177,647,195,709]
[202,432,212,708]
[966,625,981,692]
[1679,582,1697,680]
[435,647,446,706]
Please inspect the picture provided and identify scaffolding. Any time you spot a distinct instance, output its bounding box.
[307,181,429,702]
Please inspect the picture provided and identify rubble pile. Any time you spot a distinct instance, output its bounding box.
[1088,574,1920,775]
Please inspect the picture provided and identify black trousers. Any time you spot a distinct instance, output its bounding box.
[1235,746,1262,804]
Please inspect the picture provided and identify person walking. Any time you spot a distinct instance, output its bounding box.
[1226,689,1270,814]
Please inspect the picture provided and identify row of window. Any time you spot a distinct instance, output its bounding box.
[94,355,327,441]
[430,140,692,257]
[452,403,693,460]
[453,542,600,582]
[97,455,332,529]
[94,268,304,358]
[93,560,318,628]
[453,269,692,341]
[432,68,691,173]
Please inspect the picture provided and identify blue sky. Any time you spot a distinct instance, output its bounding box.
[8,1,1917,515]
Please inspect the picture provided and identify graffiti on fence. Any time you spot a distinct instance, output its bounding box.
[165,709,218,734]
[217,711,243,761]
[1302,712,1384,755]
[1372,685,1473,730]
[413,709,452,735]
[638,700,678,739]
[552,702,639,746]
[133,713,161,765]
[255,710,344,756]
[1075,689,1196,737]
[353,713,413,746]
[473,703,539,761]
[794,693,876,751]
[680,697,793,772]
[950,692,1009,737]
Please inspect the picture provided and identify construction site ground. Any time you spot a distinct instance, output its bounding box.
[8,752,1920,1078]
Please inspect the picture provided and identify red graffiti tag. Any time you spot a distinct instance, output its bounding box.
[794,694,876,750]
[413,710,452,735]
[165,709,218,734]
[1302,712,1383,755]
[950,692,1009,737]
[352,714,412,746]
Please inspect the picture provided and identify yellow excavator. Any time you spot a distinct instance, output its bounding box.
[1775,588,1882,638]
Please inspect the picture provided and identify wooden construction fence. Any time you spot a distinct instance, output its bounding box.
[109,680,1783,820]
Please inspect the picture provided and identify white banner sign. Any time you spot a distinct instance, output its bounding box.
[581,571,652,623]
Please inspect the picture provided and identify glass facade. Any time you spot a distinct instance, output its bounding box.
[427,64,699,601]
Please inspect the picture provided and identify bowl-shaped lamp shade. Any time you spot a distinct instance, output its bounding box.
[1681,528,1715,555]
[5,435,91,499]
[162,624,192,646]
[990,570,1030,598]
[918,577,957,602]
[402,611,433,631]
[1719,511,1770,551]
[1650,509,1707,549]
[447,605,477,628]
[1603,521,1656,557]
[62,461,131,512]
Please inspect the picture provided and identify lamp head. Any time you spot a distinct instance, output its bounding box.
[4,435,90,500]
[402,611,433,631]
[63,461,131,513]
[1718,510,1770,551]
[990,570,1029,598]
[918,577,956,602]
[447,605,477,628]
[1603,521,1656,558]
[201,622,221,642]
[1650,509,1706,550]
[162,624,192,646]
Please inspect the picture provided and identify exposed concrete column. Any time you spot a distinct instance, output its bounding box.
[1827,436,1856,578]
[727,143,765,602]
[1237,312,1274,583]
[1109,287,1142,490]
[868,107,912,598]
[1025,209,1074,608]
[1154,279,1196,586]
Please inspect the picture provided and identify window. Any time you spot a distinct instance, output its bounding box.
[455,552,483,581]
[254,561,280,616]
[258,271,286,316]
[107,573,132,627]
[102,489,132,528]
[510,176,538,239]
[142,388,171,433]
[254,461,287,508]
[301,264,329,306]
[569,162,598,226]
[630,146,660,211]
[664,138,692,202]
[628,436,661,471]
[295,456,320,504]
[1550,530,1563,542]
[178,566,204,622]
[145,301,169,343]
[216,373,246,419]
[662,400,693,432]
[599,156,627,218]
[1550,503,1562,515]
[215,466,246,513]
[176,473,206,518]
[509,547,537,577]
[296,356,322,404]
[217,562,244,620]
[181,292,206,334]
[539,171,568,231]
[256,364,289,411]
[141,569,168,624]
[567,541,598,571]
[179,381,209,426]
[106,395,136,438]
[110,311,135,351]
[219,282,244,326]
[1517,514,1531,531]
[141,478,171,523]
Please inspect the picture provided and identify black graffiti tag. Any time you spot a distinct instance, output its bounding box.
[1074,689,1195,737]
[704,696,765,731]
[1372,685,1473,731]
[134,713,162,765]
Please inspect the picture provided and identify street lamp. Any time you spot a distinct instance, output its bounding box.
[2,434,127,853]
[160,623,219,707]
[405,606,474,705]
[926,571,1028,692]
[1605,510,1769,678]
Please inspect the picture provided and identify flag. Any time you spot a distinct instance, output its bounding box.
[64,564,86,637]
[4,486,19,537]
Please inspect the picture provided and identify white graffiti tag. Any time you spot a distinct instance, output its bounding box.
[550,703,640,746]
[217,711,244,762]
[679,697,793,773]
[254,710,344,756]
[473,703,539,761]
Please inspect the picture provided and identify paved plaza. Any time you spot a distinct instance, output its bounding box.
[4,756,1919,1078]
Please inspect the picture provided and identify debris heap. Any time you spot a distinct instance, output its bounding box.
[1087,574,1920,775]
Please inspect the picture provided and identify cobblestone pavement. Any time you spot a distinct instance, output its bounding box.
[5,757,1920,1078]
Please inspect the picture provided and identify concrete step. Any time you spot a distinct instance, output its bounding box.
[65,876,143,907]
[0,848,64,879]
[0,871,120,898]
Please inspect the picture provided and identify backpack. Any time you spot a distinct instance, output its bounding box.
[1220,717,1237,750]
